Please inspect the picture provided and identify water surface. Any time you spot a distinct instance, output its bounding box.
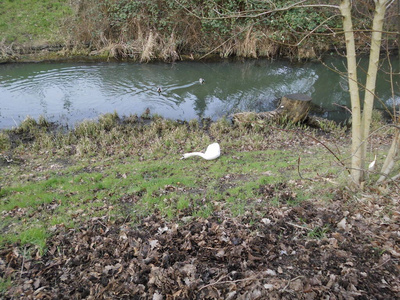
[0,58,398,129]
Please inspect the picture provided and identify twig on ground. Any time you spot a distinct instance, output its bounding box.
[199,276,259,291]
[272,125,351,175]
[281,276,305,292]
[20,247,26,279]
[286,222,312,231]
[297,156,315,181]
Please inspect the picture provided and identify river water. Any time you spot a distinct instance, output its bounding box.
[0,58,398,129]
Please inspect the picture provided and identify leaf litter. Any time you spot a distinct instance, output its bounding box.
[1,195,399,299]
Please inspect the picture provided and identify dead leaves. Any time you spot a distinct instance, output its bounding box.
[1,200,400,299]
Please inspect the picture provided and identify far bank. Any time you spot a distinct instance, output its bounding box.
[2,0,398,64]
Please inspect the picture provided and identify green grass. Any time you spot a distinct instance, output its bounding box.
[307,225,331,239]
[0,276,12,296]
[0,113,352,254]
[0,0,72,44]
[0,150,292,251]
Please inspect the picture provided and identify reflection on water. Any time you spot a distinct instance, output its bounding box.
[0,58,398,129]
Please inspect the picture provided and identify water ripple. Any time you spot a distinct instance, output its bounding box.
[0,58,396,129]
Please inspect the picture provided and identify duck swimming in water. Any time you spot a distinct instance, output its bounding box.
[157,87,162,95]
[199,78,205,84]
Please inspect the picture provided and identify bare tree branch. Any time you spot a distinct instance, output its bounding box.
[173,0,338,21]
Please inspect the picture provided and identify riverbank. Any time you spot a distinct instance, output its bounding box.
[4,0,399,64]
[0,113,399,298]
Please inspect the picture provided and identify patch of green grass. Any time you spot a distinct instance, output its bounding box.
[49,215,74,228]
[307,225,330,239]
[0,276,12,297]
[192,203,214,218]
[7,226,49,255]
[0,0,72,44]
[177,197,190,211]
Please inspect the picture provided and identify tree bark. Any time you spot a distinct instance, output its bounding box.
[277,93,312,123]
[340,0,394,186]
[378,129,400,182]
[232,93,311,124]
[360,0,388,173]
[340,0,363,185]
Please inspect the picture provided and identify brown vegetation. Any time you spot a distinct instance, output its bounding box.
[60,0,344,62]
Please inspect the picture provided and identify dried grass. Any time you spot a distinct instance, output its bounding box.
[140,31,158,62]
[297,45,316,60]
[0,38,15,59]
[235,26,257,58]
[60,1,326,61]
[219,40,235,58]
[109,43,137,59]
[160,32,180,62]
[256,33,280,58]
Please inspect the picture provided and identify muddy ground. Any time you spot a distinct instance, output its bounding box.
[1,188,399,299]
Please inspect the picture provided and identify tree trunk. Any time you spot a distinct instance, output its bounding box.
[378,129,400,182]
[277,93,312,123]
[232,93,311,124]
[360,0,387,173]
[340,0,363,185]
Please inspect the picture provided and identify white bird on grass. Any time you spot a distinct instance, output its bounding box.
[368,154,377,172]
[181,143,220,160]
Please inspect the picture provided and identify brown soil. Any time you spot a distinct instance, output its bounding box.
[1,194,399,299]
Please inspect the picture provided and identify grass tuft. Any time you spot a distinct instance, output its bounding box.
[0,132,11,151]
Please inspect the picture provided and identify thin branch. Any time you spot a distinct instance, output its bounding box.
[282,276,305,292]
[199,276,258,291]
[348,167,400,188]
[289,127,350,173]
[297,156,315,181]
[174,0,313,20]
[318,58,396,120]
[287,221,312,231]
[333,103,353,114]
[385,48,398,123]
[294,14,342,46]
[270,125,352,178]
[20,246,26,279]
[225,3,340,19]
[298,4,340,9]
[391,172,400,180]
[215,1,309,19]
[199,25,252,60]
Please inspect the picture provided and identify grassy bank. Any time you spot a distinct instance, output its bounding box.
[0,0,72,45]
[1,111,393,252]
[1,113,399,298]
[0,113,348,251]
